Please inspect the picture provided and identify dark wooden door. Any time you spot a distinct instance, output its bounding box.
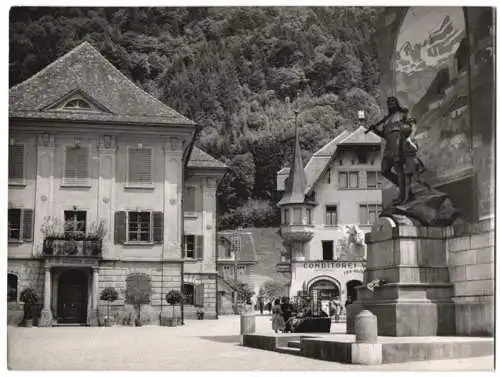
[58,270,88,324]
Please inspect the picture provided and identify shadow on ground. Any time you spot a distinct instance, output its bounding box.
[199,335,240,344]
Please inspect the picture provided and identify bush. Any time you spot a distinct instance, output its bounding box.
[165,290,184,320]
[218,199,279,229]
[19,288,39,321]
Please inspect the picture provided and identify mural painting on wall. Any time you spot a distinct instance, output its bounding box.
[394,7,472,181]
[335,225,365,261]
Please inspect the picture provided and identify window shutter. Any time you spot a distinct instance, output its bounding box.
[193,285,200,306]
[64,146,89,185]
[128,148,152,185]
[195,235,204,259]
[9,144,24,180]
[153,212,163,244]
[22,209,33,242]
[114,211,126,244]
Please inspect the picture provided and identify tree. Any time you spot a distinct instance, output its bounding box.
[125,273,152,326]
[165,290,184,320]
[260,280,288,301]
[100,286,119,326]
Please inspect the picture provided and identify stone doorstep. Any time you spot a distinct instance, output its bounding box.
[242,333,493,365]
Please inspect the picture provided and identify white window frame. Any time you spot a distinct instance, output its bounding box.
[8,143,26,186]
[366,170,383,189]
[325,204,338,227]
[8,208,23,242]
[62,143,91,187]
[338,170,360,190]
[126,146,154,189]
[359,203,383,225]
[126,210,153,244]
[184,234,196,259]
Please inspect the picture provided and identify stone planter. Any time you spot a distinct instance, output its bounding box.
[24,318,33,328]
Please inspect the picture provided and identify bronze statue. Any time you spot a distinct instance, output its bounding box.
[364,97,427,205]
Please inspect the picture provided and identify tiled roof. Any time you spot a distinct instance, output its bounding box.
[304,131,351,193]
[9,42,194,126]
[188,146,227,169]
[218,231,257,262]
[338,126,381,145]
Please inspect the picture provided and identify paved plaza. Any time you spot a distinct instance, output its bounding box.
[7,314,493,371]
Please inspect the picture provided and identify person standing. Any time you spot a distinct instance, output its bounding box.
[281,297,293,333]
[271,299,285,333]
[258,296,264,315]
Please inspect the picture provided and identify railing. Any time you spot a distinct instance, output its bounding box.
[42,237,102,257]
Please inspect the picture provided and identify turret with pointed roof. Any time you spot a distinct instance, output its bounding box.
[277,111,309,207]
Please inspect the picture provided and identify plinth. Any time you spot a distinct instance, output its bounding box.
[347,215,455,336]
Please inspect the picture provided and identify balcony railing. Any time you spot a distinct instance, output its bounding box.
[42,237,102,257]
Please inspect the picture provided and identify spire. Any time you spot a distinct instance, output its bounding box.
[278,109,308,206]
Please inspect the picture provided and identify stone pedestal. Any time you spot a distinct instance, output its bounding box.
[347,215,455,337]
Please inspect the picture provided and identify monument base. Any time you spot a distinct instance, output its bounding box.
[38,308,53,327]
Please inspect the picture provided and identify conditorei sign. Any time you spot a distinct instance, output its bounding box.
[302,261,366,275]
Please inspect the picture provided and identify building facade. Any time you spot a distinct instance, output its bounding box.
[8,42,226,326]
[216,230,257,314]
[276,126,383,307]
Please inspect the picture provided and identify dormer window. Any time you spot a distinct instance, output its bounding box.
[64,99,91,110]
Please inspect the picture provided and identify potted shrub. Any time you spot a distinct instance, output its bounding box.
[19,288,39,327]
[100,287,119,327]
[165,290,184,326]
[196,306,205,320]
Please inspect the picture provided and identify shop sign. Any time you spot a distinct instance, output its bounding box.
[302,262,366,270]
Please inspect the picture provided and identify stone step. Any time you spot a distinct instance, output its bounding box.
[275,346,303,356]
[287,340,302,349]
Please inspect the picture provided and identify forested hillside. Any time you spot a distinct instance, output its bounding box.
[10,7,383,228]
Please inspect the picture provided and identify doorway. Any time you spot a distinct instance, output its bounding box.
[57,269,89,324]
[346,280,363,302]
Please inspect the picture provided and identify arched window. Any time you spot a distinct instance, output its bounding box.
[183,284,194,305]
[64,99,91,110]
[8,274,18,302]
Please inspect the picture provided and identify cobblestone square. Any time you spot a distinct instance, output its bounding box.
[7,314,493,371]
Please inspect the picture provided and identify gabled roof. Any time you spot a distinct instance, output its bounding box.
[337,126,381,145]
[9,42,194,126]
[304,130,351,193]
[188,146,227,169]
[218,231,257,263]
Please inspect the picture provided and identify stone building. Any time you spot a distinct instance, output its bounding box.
[276,125,383,308]
[7,42,226,326]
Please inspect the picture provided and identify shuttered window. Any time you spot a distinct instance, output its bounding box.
[184,235,204,259]
[114,211,163,244]
[9,144,24,182]
[64,146,89,186]
[128,147,153,185]
[8,208,33,242]
[128,212,151,242]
